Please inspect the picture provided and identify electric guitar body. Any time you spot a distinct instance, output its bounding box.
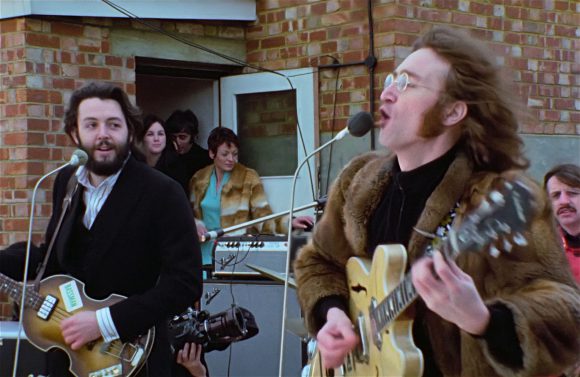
[306,245,422,377]
[345,244,423,377]
[2,274,154,377]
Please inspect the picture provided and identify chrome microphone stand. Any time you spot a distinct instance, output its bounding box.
[277,131,350,377]
[12,149,87,377]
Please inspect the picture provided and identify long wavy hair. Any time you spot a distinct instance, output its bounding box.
[413,27,530,172]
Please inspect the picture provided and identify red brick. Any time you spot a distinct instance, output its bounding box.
[25,33,60,49]
[27,119,50,131]
[5,104,27,117]
[105,55,123,66]
[311,3,327,15]
[4,219,29,231]
[321,41,337,54]
[52,22,84,37]
[126,57,135,69]
[79,66,111,80]
[0,18,21,33]
[309,30,326,42]
[266,10,285,23]
[101,41,110,53]
[553,98,574,110]
[261,36,286,49]
[61,51,72,64]
[52,78,75,90]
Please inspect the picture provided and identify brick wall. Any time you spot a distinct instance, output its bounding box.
[246,0,579,134]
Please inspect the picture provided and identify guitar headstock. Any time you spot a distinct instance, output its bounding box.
[447,179,537,259]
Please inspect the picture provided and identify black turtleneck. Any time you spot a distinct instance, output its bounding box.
[314,147,457,340]
[367,147,457,254]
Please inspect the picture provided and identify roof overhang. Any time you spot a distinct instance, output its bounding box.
[0,0,256,21]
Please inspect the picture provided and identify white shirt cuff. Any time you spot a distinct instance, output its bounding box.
[96,307,120,343]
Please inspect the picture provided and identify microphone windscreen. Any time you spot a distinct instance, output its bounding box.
[70,149,89,166]
[347,111,374,137]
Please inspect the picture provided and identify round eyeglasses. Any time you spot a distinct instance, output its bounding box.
[384,72,411,92]
[384,72,440,93]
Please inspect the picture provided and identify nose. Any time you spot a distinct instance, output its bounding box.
[558,192,571,204]
[96,123,110,139]
[380,85,397,103]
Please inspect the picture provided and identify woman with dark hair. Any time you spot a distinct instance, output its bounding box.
[137,114,190,195]
[190,127,313,266]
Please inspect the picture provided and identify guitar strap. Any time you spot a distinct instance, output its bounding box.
[33,172,80,290]
[424,202,459,256]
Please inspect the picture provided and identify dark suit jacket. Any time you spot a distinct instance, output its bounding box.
[2,156,202,375]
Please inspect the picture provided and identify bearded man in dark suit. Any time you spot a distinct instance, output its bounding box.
[1,82,202,376]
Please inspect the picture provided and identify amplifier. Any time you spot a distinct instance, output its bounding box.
[212,235,289,278]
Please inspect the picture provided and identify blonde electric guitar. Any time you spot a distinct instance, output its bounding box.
[0,273,155,377]
[306,179,536,377]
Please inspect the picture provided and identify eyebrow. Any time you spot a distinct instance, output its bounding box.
[81,116,125,122]
[549,189,580,194]
[395,69,421,80]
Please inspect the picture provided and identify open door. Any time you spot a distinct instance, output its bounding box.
[220,68,317,215]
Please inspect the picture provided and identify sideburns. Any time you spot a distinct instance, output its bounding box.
[419,101,446,138]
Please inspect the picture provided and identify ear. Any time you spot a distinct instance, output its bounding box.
[71,129,81,146]
[209,150,215,160]
[442,100,467,127]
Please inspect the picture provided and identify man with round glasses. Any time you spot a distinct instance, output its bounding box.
[294,26,579,376]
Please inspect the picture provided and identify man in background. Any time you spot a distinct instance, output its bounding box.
[166,109,212,181]
[544,163,580,282]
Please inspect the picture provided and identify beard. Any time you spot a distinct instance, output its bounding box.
[81,138,131,176]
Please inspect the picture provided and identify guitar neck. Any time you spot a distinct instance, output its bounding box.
[370,273,417,332]
[0,273,43,311]
[371,237,457,333]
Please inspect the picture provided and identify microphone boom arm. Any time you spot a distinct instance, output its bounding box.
[201,199,324,242]
[13,162,72,377]
[278,135,344,376]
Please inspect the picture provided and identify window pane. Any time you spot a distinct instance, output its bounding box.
[236,90,297,176]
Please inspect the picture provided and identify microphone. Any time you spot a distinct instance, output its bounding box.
[277,111,372,376]
[335,111,374,140]
[69,149,89,167]
[12,149,87,377]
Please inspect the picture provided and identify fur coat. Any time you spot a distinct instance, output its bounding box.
[294,151,580,377]
[190,163,286,235]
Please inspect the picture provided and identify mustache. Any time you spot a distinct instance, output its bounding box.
[557,205,577,215]
[95,140,112,149]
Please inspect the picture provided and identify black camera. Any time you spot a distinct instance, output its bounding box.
[168,305,259,353]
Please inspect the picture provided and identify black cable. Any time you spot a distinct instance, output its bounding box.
[324,67,341,195]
